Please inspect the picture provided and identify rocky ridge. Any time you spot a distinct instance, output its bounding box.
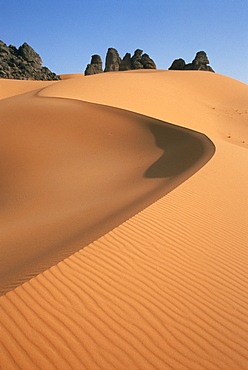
[0,41,60,80]
[85,48,156,75]
[0,41,215,80]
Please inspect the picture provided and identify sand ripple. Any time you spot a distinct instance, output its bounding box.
[0,71,247,369]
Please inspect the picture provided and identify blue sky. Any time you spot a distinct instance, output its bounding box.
[1,0,248,83]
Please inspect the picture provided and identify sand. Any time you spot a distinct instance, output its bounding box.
[0,70,247,369]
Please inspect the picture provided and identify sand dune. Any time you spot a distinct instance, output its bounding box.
[0,88,214,294]
[0,79,52,100]
[0,70,248,369]
[40,70,248,148]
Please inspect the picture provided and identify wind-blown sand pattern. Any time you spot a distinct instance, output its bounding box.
[0,70,248,369]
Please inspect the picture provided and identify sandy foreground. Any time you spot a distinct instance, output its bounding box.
[0,70,247,369]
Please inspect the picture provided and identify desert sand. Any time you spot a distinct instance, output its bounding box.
[0,70,247,369]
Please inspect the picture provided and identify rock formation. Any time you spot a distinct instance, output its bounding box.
[85,54,103,75]
[187,51,214,71]
[119,53,132,71]
[18,42,42,65]
[140,53,156,69]
[0,40,60,80]
[104,48,121,72]
[169,51,214,72]
[85,48,156,75]
[131,49,144,69]
[168,58,185,70]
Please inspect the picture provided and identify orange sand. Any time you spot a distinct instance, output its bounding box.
[0,70,248,369]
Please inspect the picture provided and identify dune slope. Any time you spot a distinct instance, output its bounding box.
[40,70,248,148]
[0,87,214,294]
[0,71,248,369]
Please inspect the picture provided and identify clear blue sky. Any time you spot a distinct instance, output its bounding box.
[1,0,248,83]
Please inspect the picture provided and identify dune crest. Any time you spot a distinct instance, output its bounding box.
[40,70,248,148]
[0,87,214,294]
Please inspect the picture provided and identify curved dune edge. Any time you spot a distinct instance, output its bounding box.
[39,70,248,148]
[0,78,53,100]
[0,89,214,295]
[0,72,248,369]
[0,139,247,369]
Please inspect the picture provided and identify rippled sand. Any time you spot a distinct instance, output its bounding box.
[0,70,248,369]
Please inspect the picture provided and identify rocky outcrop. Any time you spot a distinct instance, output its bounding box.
[85,54,103,75]
[131,49,144,69]
[0,40,60,80]
[186,51,214,71]
[168,58,185,70]
[140,53,156,69]
[18,42,42,65]
[169,51,214,72]
[104,48,121,72]
[85,48,156,75]
[119,53,132,71]
[130,50,156,70]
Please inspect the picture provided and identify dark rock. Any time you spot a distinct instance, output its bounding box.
[192,51,209,66]
[0,41,10,56]
[191,51,214,71]
[141,53,156,69]
[8,45,19,57]
[169,51,214,72]
[183,63,195,70]
[119,53,132,71]
[0,40,60,80]
[104,48,121,72]
[131,49,144,69]
[84,54,103,75]
[168,58,186,70]
[91,54,102,65]
[18,42,42,65]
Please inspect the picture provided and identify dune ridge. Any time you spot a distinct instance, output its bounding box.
[0,70,248,369]
[0,86,214,294]
[0,78,53,100]
[40,70,248,148]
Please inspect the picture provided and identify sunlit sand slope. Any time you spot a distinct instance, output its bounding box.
[0,71,248,369]
[40,70,248,148]
[0,141,247,369]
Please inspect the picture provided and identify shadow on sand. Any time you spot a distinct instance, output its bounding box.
[145,122,215,179]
